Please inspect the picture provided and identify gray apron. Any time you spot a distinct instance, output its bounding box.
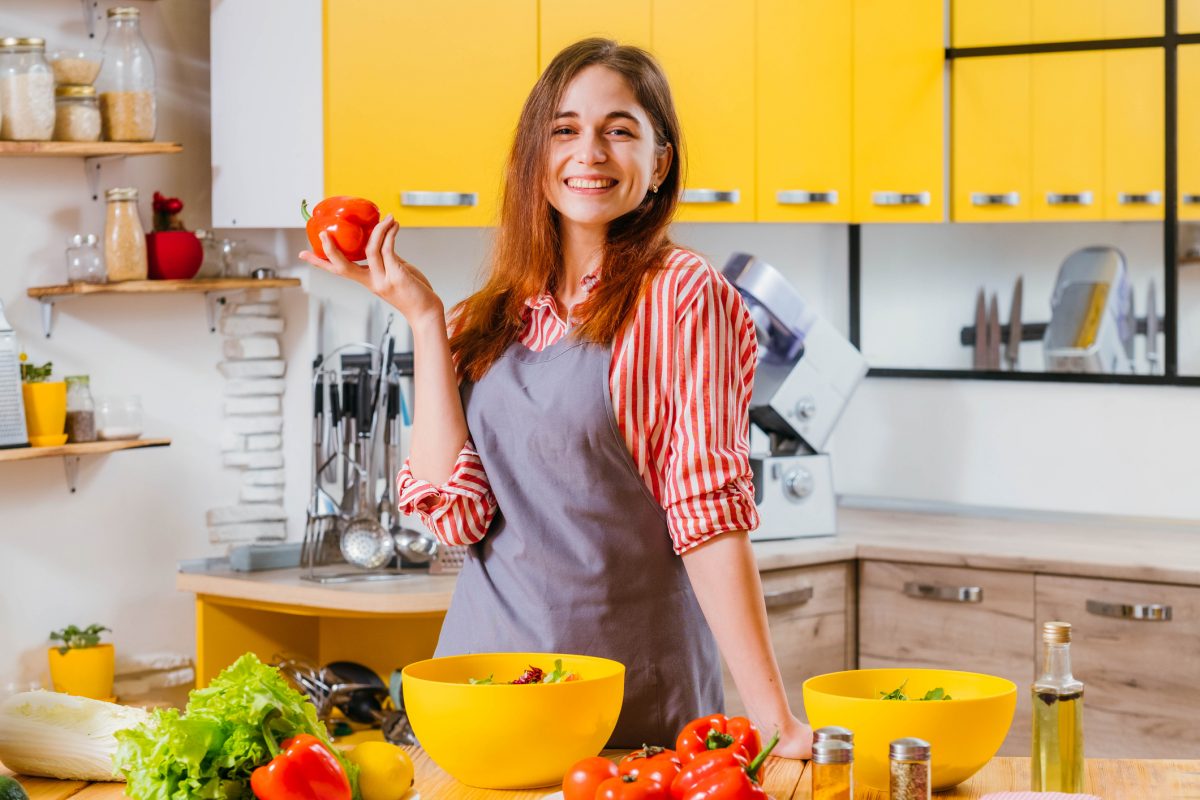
[434,336,724,747]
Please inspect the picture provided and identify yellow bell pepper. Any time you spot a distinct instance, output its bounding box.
[345,741,414,800]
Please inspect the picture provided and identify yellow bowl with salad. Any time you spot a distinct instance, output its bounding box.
[401,652,624,789]
[803,668,1016,791]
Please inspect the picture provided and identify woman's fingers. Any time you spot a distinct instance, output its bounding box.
[364,214,394,275]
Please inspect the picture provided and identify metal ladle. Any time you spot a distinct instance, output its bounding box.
[379,363,438,565]
[339,366,393,570]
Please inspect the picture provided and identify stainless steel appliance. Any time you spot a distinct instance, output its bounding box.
[722,253,868,540]
[0,300,29,449]
[1043,246,1135,374]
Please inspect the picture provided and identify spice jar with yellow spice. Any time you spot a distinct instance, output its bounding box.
[98,7,156,141]
[104,188,148,282]
[811,739,853,800]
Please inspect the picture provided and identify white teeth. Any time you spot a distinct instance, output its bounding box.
[567,178,616,189]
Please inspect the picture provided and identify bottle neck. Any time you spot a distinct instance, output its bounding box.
[1038,641,1075,684]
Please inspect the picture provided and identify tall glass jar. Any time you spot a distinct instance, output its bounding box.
[54,85,102,142]
[66,233,106,284]
[0,37,56,141]
[104,187,148,282]
[97,7,156,141]
[65,375,97,443]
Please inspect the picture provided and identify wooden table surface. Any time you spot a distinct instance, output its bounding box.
[6,755,1200,799]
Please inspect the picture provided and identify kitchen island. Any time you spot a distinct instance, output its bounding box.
[6,756,1199,799]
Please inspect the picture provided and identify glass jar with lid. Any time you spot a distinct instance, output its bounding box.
[96,395,143,441]
[66,233,105,284]
[54,85,101,142]
[97,7,156,141]
[0,37,56,141]
[104,187,148,282]
[65,376,97,443]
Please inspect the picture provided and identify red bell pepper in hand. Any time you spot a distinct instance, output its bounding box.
[620,745,683,787]
[596,772,671,800]
[669,731,778,800]
[301,196,380,262]
[249,729,352,800]
[675,714,762,764]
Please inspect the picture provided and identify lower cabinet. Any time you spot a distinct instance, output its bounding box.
[1035,574,1200,758]
[722,561,855,718]
[858,561,1035,755]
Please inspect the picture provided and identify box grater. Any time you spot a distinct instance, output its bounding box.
[0,300,29,449]
[429,543,468,575]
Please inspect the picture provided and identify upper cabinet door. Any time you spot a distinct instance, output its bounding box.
[1031,52,1104,221]
[1103,49,1164,221]
[952,56,1032,222]
[853,0,945,222]
[652,0,755,222]
[325,0,537,227]
[1180,45,1200,221]
[1183,0,1200,33]
[953,0,1031,47]
[539,0,651,70]
[1032,0,1162,42]
[756,0,851,223]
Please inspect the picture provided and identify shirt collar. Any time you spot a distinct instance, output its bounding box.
[523,268,601,310]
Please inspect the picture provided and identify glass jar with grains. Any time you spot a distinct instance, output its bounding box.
[54,85,102,142]
[0,37,56,141]
[104,187,148,282]
[97,7,156,141]
[65,375,97,443]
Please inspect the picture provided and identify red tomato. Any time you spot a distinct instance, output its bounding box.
[563,756,619,800]
[596,774,670,800]
[619,745,682,787]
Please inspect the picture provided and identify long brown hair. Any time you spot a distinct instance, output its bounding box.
[449,38,684,382]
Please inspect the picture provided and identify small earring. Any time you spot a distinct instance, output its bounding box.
[650,184,659,194]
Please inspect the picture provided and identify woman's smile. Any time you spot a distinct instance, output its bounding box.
[565,174,620,194]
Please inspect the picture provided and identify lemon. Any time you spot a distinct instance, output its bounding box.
[346,741,415,800]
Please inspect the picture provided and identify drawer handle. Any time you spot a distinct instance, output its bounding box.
[903,581,982,603]
[777,190,838,205]
[682,189,740,204]
[401,191,478,207]
[872,191,930,207]
[1047,191,1094,206]
[763,585,814,609]
[1086,599,1172,621]
[971,191,1020,207]
[1181,193,1200,205]
[1118,191,1162,206]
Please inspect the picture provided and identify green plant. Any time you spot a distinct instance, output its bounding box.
[49,624,110,655]
[18,353,52,383]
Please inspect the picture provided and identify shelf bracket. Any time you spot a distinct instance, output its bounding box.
[205,293,227,333]
[39,300,55,338]
[84,155,124,201]
[82,0,99,39]
[63,455,80,493]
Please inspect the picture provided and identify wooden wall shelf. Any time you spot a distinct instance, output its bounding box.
[0,438,170,492]
[0,142,182,157]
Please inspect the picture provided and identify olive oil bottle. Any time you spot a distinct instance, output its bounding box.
[1031,621,1085,792]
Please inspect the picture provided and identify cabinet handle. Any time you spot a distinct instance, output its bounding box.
[1046,191,1094,206]
[902,581,982,603]
[971,192,1020,207]
[872,191,930,207]
[1117,191,1162,206]
[763,585,814,609]
[682,189,740,204]
[1086,599,1172,621]
[1181,194,1200,205]
[777,190,838,205]
[401,191,478,207]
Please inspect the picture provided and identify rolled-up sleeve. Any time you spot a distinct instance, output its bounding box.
[662,270,760,554]
[396,439,496,546]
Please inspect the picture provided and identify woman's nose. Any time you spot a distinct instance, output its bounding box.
[573,130,607,164]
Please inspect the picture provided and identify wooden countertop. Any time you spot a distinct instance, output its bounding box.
[177,506,1200,615]
[7,756,1199,799]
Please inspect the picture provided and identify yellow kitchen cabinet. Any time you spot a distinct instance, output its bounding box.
[853,0,945,222]
[538,0,651,69]
[1103,49,1163,221]
[1032,1,1162,43]
[652,0,755,222]
[953,0,1032,47]
[1031,52,1104,220]
[756,0,851,223]
[1183,0,1200,33]
[325,0,537,227]
[952,56,1032,221]
[1180,46,1200,221]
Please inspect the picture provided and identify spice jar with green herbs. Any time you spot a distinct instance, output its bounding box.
[889,737,931,800]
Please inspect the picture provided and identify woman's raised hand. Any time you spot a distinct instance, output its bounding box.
[299,213,445,328]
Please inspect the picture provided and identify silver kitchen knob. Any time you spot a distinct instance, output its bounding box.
[783,468,814,503]
[794,397,817,420]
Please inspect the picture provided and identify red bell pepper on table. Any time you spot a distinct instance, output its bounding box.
[301,196,381,262]
[249,722,352,800]
[669,731,779,800]
[675,714,762,764]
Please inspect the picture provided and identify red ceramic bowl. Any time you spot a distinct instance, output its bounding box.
[146,231,203,280]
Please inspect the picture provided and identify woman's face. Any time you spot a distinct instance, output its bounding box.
[545,64,672,234]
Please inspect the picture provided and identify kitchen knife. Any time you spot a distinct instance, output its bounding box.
[987,293,1002,370]
[973,288,987,369]
[1146,280,1159,374]
[1005,276,1023,371]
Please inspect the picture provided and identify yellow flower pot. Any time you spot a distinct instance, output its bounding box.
[47,643,115,700]
[23,381,67,447]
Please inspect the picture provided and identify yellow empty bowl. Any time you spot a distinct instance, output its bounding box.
[803,668,1016,791]
[402,652,624,789]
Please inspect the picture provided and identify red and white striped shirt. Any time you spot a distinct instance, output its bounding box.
[396,246,760,554]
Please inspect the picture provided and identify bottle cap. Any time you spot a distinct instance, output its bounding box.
[105,187,138,201]
[1043,620,1072,644]
[812,739,853,764]
[0,37,46,49]
[107,7,140,18]
[813,725,854,745]
[890,737,931,761]
[56,85,98,98]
